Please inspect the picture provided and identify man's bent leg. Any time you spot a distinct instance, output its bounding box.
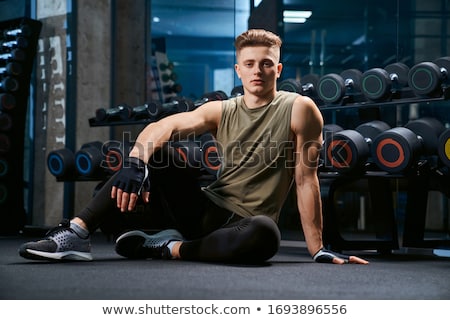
[179,215,281,264]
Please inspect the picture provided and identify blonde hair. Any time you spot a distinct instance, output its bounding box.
[234,29,282,56]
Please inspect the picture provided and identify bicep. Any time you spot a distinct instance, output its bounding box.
[292,97,323,181]
[159,101,222,139]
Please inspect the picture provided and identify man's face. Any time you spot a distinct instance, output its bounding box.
[235,46,282,96]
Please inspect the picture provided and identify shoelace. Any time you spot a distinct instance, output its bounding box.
[45,219,73,238]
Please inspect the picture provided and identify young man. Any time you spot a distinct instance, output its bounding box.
[19,29,368,265]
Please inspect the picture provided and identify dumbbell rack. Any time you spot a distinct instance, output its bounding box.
[0,17,42,235]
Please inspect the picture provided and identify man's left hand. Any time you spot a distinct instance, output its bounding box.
[313,248,369,264]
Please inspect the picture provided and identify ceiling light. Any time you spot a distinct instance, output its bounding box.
[283,10,312,24]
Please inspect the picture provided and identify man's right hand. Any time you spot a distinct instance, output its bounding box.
[111,157,150,212]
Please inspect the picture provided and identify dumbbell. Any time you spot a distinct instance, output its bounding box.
[372,117,445,173]
[162,83,182,94]
[0,62,22,76]
[47,148,76,179]
[145,97,195,119]
[194,90,229,108]
[277,74,320,98]
[0,93,16,111]
[0,157,8,177]
[4,25,32,37]
[407,57,450,97]
[1,37,29,49]
[199,132,221,176]
[161,72,178,82]
[361,62,410,101]
[170,139,202,169]
[230,85,244,97]
[159,61,174,71]
[0,77,19,92]
[101,141,125,174]
[317,69,363,104]
[0,133,10,154]
[438,129,450,168]
[320,123,344,168]
[75,141,106,178]
[0,112,13,131]
[324,120,390,173]
[0,49,26,62]
[95,104,133,122]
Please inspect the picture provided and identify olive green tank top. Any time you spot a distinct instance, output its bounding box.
[203,90,299,222]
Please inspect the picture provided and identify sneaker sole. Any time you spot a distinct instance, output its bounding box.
[115,229,183,259]
[21,249,93,261]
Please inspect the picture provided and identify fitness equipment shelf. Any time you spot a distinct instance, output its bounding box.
[318,86,450,111]
[320,168,450,253]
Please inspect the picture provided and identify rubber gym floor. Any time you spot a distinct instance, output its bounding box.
[1,231,449,300]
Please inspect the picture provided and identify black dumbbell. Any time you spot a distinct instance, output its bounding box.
[170,139,202,169]
[407,57,450,97]
[162,83,183,94]
[195,90,229,107]
[0,157,8,178]
[319,124,344,170]
[4,25,32,37]
[199,132,221,176]
[0,77,19,92]
[47,148,76,179]
[75,141,105,178]
[161,72,178,82]
[159,61,174,71]
[317,69,363,104]
[361,62,410,101]
[278,74,319,97]
[0,133,10,154]
[0,93,16,111]
[324,120,390,173]
[0,62,22,77]
[438,129,450,168]
[1,37,29,49]
[0,49,26,62]
[372,117,445,173]
[230,85,244,97]
[101,140,125,174]
[95,104,133,122]
[145,97,195,119]
[0,112,13,131]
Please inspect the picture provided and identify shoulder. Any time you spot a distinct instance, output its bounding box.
[290,95,323,135]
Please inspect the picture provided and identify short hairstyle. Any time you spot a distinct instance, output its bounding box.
[234,29,282,54]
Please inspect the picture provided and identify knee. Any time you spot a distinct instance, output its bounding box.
[248,215,281,260]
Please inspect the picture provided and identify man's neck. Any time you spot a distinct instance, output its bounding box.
[243,91,276,109]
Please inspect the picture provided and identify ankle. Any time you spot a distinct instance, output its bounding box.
[168,241,182,259]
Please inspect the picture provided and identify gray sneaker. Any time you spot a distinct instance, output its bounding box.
[18,220,92,261]
[115,229,184,259]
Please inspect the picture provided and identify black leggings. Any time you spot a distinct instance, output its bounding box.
[76,151,281,264]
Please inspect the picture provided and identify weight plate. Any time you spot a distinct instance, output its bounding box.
[408,61,441,96]
[372,127,421,173]
[47,148,75,178]
[438,128,450,168]
[0,93,16,111]
[278,78,302,93]
[340,69,363,91]
[385,62,410,88]
[171,140,202,169]
[318,73,346,104]
[361,68,391,101]
[230,85,244,97]
[433,56,450,86]
[325,129,369,173]
[405,117,445,155]
[355,120,391,143]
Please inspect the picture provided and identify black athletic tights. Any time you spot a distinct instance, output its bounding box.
[76,151,281,264]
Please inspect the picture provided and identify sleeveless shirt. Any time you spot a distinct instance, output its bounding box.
[202,90,300,222]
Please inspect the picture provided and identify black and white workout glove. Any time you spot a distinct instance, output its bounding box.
[313,248,350,264]
[112,157,149,195]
